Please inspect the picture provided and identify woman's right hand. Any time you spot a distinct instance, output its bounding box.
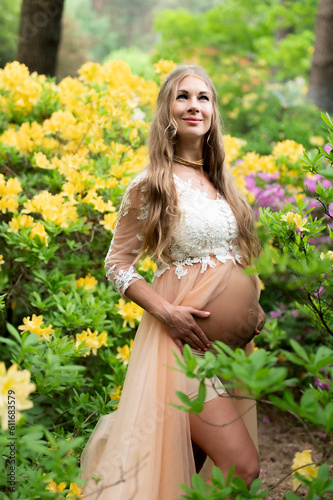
[159,304,211,353]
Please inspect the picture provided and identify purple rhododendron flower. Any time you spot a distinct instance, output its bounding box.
[324,143,332,154]
[314,377,330,390]
[246,173,300,212]
[313,286,325,298]
[270,310,282,318]
[303,174,331,195]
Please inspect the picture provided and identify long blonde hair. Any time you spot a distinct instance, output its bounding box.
[138,65,260,264]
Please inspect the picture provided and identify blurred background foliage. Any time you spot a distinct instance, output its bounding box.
[1,0,327,153]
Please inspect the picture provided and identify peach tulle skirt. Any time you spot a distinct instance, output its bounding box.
[80,260,260,499]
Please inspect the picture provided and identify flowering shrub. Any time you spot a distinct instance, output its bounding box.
[0,60,160,498]
[0,61,332,498]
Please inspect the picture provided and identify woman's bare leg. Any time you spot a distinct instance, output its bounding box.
[189,394,259,488]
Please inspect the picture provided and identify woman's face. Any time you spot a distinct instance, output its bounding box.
[171,75,213,141]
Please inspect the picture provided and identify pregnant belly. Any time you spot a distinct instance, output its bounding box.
[195,263,259,347]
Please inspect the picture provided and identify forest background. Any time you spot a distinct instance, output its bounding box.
[0,0,332,499]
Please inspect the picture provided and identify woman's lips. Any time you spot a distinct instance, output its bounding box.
[183,118,202,124]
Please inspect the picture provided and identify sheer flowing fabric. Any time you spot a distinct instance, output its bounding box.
[80,260,259,499]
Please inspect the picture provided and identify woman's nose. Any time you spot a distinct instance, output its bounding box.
[187,99,199,112]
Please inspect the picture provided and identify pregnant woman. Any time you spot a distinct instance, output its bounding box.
[80,65,266,499]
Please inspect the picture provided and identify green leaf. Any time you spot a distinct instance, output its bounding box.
[290,339,310,363]
[191,473,208,496]
[175,391,192,408]
[321,111,333,129]
[284,493,302,500]
[6,322,22,344]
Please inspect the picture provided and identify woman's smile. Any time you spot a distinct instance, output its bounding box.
[183,117,203,124]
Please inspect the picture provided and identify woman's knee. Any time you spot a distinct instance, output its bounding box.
[215,449,259,489]
[233,452,260,488]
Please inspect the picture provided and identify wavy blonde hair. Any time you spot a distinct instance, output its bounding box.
[137,65,260,264]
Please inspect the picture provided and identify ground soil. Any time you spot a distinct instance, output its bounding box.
[257,402,324,499]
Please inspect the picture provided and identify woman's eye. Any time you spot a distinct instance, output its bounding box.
[176,94,209,101]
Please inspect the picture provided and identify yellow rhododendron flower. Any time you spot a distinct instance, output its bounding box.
[23,191,78,227]
[0,362,36,430]
[30,221,49,246]
[18,314,54,341]
[291,450,318,490]
[43,110,77,135]
[3,177,22,196]
[0,174,23,214]
[76,273,98,291]
[75,328,108,356]
[272,140,304,164]
[309,136,325,147]
[116,340,134,366]
[83,189,116,213]
[45,479,67,495]
[105,177,119,189]
[138,256,157,273]
[154,59,177,80]
[223,135,246,164]
[0,121,46,153]
[0,61,41,112]
[320,250,333,262]
[100,212,118,231]
[0,255,4,270]
[33,152,55,170]
[281,212,310,232]
[115,299,143,328]
[8,214,35,232]
[78,61,103,85]
[110,385,122,408]
[66,482,83,499]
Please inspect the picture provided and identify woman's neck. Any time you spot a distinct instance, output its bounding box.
[174,138,204,164]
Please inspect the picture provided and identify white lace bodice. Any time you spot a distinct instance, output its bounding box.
[105,171,242,298]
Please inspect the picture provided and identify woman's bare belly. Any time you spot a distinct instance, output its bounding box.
[195,263,259,347]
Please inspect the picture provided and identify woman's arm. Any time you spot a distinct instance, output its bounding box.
[105,177,211,352]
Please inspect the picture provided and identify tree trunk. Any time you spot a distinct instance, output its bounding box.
[274,0,295,42]
[16,0,65,77]
[308,0,333,113]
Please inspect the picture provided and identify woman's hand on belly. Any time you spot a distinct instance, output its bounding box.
[158,304,212,353]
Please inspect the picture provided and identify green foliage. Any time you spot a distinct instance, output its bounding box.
[64,0,119,62]
[154,0,318,77]
[104,47,154,79]
[0,60,157,496]
[178,465,269,499]
[0,0,21,68]
[153,0,322,153]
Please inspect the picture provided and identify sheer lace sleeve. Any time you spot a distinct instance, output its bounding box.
[105,175,147,298]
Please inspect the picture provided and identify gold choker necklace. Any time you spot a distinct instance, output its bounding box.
[174,155,204,168]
